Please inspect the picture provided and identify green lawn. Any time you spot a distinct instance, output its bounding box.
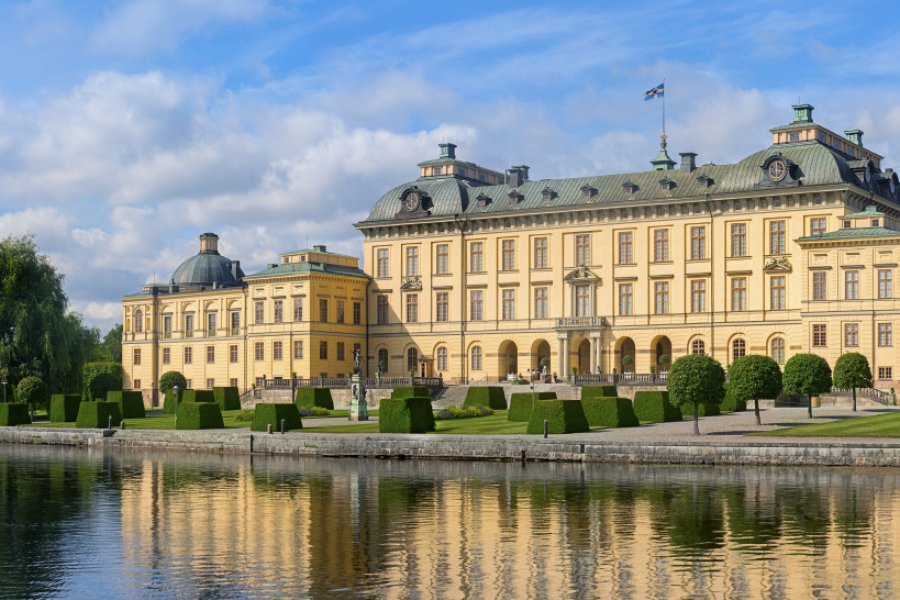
[311,411,529,435]
[757,411,900,438]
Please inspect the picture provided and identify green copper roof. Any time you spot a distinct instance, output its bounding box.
[171,251,244,287]
[797,227,900,242]
[244,261,368,280]
[843,206,884,217]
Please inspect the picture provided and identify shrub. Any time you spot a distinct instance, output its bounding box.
[234,409,255,422]
[106,391,146,419]
[667,354,726,434]
[162,388,185,414]
[299,406,331,417]
[75,401,122,428]
[633,391,682,423]
[783,353,832,418]
[182,389,215,404]
[463,387,507,410]
[581,397,639,428]
[49,394,81,422]
[379,397,435,433]
[728,355,780,423]
[697,403,721,417]
[508,392,557,422]
[175,402,225,430]
[213,387,241,411]
[158,371,187,394]
[83,362,123,401]
[719,385,747,413]
[16,376,47,411]
[391,386,430,400]
[251,403,303,432]
[526,400,590,434]
[435,406,493,420]
[833,352,872,412]
[0,403,31,426]
[295,388,334,410]
[580,385,618,400]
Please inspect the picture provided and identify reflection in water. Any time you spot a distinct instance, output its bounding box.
[0,445,899,599]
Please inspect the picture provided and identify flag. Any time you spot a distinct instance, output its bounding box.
[644,83,665,101]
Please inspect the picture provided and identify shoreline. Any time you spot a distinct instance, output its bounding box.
[3,426,900,467]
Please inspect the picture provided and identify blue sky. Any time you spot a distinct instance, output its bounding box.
[2,0,900,331]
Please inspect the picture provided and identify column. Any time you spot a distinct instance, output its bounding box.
[557,336,568,379]
[590,336,600,374]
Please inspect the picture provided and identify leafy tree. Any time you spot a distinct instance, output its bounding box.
[16,376,47,413]
[82,362,122,400]
[102,325,123,363]
[667,354,726,434]
[783,353,832,418]
[159,371,187,394]
[832,352,872,412]
[728,355,782,425]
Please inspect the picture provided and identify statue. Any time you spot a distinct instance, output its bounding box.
[353,346,361,375]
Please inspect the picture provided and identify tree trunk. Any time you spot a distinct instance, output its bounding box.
[808,393,813,418]
[754,398,761,425]
[852,387,857,412]
[693,403,700,435]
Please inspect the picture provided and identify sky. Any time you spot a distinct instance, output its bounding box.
[3,0,900,333]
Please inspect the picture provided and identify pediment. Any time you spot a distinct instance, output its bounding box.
[400,276,423,291]
[763,257,793,273]
[564,266,600,282]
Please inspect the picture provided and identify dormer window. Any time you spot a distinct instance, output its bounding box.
[872,219,880,227]
[507,190,523,204]
[541,187,557,201]
[476,193,491,208]
[659,177,676,191]
[580,185,597,198]
[623,181,638,194]
[843,220,852,229]
[696,175,714,189]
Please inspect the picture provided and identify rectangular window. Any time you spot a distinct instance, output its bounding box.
[206,346,214,363]
[293,340,303,359]
[405,246,419,276]
[293,298,303,321]
[730,223,747,257]
[230,311,240,335]
[769,220,786,254]
[134,379,141,389]
[813,271,827,301]
[376,295,389,325]
[273,300,283,323]
[133,348,141,366]
[184,346,193,364]
[405,293,418,323]
[654,282,669,314]
[619,283,633,316]
[229,344,238,363]
[469,241,483,272]
[163,315,172,339]
[879,322,893,347]
[812,324,827,347]
[255,301,264,324]
[690,226,706,260]
[435,243,449,274]
[336,300,345,324]
[845,270,859,300]
[336,342,344,361]
[534,287,548,319]
[770,276,786,310]
[319,299,328,322]
[844,322,859,347]
[653,229,669,262]
[879,269,892,299]
[230,378,238,388]
[376,248,389,278]
[731,277,747,311]
[435,292,449,322]
[353,302,361,325]
[319,341,327,360]
[533,237,548,269]
[879,366,893,380]
[206,378,214,389]
[501,239,516,271]
[162,347,171,364]
[184,313,194,338]
[502,289,516,320]
[254,342,264,361]
[690,279,706,313]
[470,290,484,321]
[810,217,826,236]
[617,232,633,265]
[206,312,216,337]
[273,341,283,360]
[575,234,590,266]
[575,285,591,317]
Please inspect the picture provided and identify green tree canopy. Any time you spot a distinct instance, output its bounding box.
[728,355,782,425]
[783,353,832,418]
[667,354,726,434]
[16,376,47,411]
[102,325,122,363]
[832,352,872,412]
[159,371,187,394]
[83,362,122,400]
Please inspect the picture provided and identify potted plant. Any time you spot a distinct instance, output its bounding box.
[622,355,634,372]
[658,354,670,372]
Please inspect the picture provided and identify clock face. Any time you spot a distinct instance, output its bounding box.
[767,159,787,182]
[404,191,420,211]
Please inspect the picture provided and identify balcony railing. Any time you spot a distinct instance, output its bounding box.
[259,376,444,390]
[555,316,607,329]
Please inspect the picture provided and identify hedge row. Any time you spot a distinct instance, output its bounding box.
[719,385,747,412]
[175,402,225,430]
[213,387,241,411]
[580,385,618,400]
[50,394,81,422]
[508,392,557,422]
[106,391,146,419]
[182,389,214,404]
[632,391,682,423]
[296,388,334,410]
[526,400,589,434]
[464,387,507,410]
[581,397,639,428]
[76,401,121,428]
[251,403,302,432]
[390,386,430,400]
[0,403,31,426]
[379,397,435,433]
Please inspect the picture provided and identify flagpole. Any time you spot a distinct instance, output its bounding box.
[662,78,666,136]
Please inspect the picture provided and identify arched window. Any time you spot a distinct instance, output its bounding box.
[436,347,448,372]
[732,338,746,362]
[377,348,389,374]
[407,348,419,373]
[470,346,483,371]
[770,337,785,365]
[690,339,705,355]
[134,309,143,333]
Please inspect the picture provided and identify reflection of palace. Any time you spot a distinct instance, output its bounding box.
[124,104,900,392]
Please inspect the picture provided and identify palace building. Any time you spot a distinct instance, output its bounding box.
[123,104,900,400]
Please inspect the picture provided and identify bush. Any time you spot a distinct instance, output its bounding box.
[234,409,255,422]
[75,401,122,428]
[251,403,303,432]
[391,386,430,400]
[83,362,123,401]
[213,387,241,411]
[158,371,187,394]
[435,406,493,420]
[508,392,557,422]
[295,388,334,410]
[298,406,331,417]
[0,403,31,426]
[526,400,590,434]
[175,402,225,430]
[719,385,747,412]
[581,397,639,428]
[379,397,435,433]
[49,394,81,422]
[182,389,215,404]
[464,387,507,410]
[698,403,721,417]
[106,391,146,419]
[633,391,682,422]
[580,385,618,400]
[162,388,184,414]
[16,376,47,411]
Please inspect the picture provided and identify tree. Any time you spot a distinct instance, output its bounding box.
[83,362,122,401]
[832,352,872,412]
[159,371,187,394]
[667,354,726,434]
[728,355,782,425]
[783,353,832,418]
[102,325,123,363]
[16,376,47,414]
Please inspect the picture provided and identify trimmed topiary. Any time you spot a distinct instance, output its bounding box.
[162,388,184,414]
[251,403,303,432]
[464,387,507,410]
[719,384,747,413]
[633,391,682,423]
[213,387,241,411]
[508,392,557,422]
[581,397,639,428]
[82,362,123,401]
[49,394,81,422]
[0,403,31,426]
[75,401,122,429]
[526,400,590,434]
[175,402,225,430]
[106,391,146,419]
[379,397,435,433]
[698,402,721,417]
[390,386,430,400]
[182,389,214,404]
[295,387,334,410]
[580,385,619,400]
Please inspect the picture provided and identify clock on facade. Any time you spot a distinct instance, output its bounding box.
[404,190,421,211]
[767,159,787,182]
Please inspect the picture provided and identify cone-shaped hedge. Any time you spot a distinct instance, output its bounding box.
[0,403,31,426]
[175,402,224,430]
[464,387,507,410]
[49,394,81,422]
[213,387,241,411]
[508,392,557,421]
[106,391,146,419]
[251,403,303,432]
[526,400,590,434]
[581,397,639,428]
[379,397,435,433]
[163,388,185,414]
[633,391,682,422]
[76,401,122,428]
[295,388,334,410]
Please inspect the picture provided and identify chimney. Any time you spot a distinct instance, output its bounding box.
[439,143,457,160]
[231,260,240,280]
[199,232,219,254]
[792,103,814,123]
[506,165,530,188]
[679,152,697,173]
[845,129,864,147]
[313,244,327,252]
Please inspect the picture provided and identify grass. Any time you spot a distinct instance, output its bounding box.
[312,411,529,435]
[757,411,900,438]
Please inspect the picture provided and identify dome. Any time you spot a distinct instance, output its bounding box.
[171,233,244,288]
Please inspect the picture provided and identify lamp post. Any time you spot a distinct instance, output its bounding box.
[419,355,426,379]
[528,368,535,410]
[173,384,179,428]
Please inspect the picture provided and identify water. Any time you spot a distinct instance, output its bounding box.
[1,445,899,599]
